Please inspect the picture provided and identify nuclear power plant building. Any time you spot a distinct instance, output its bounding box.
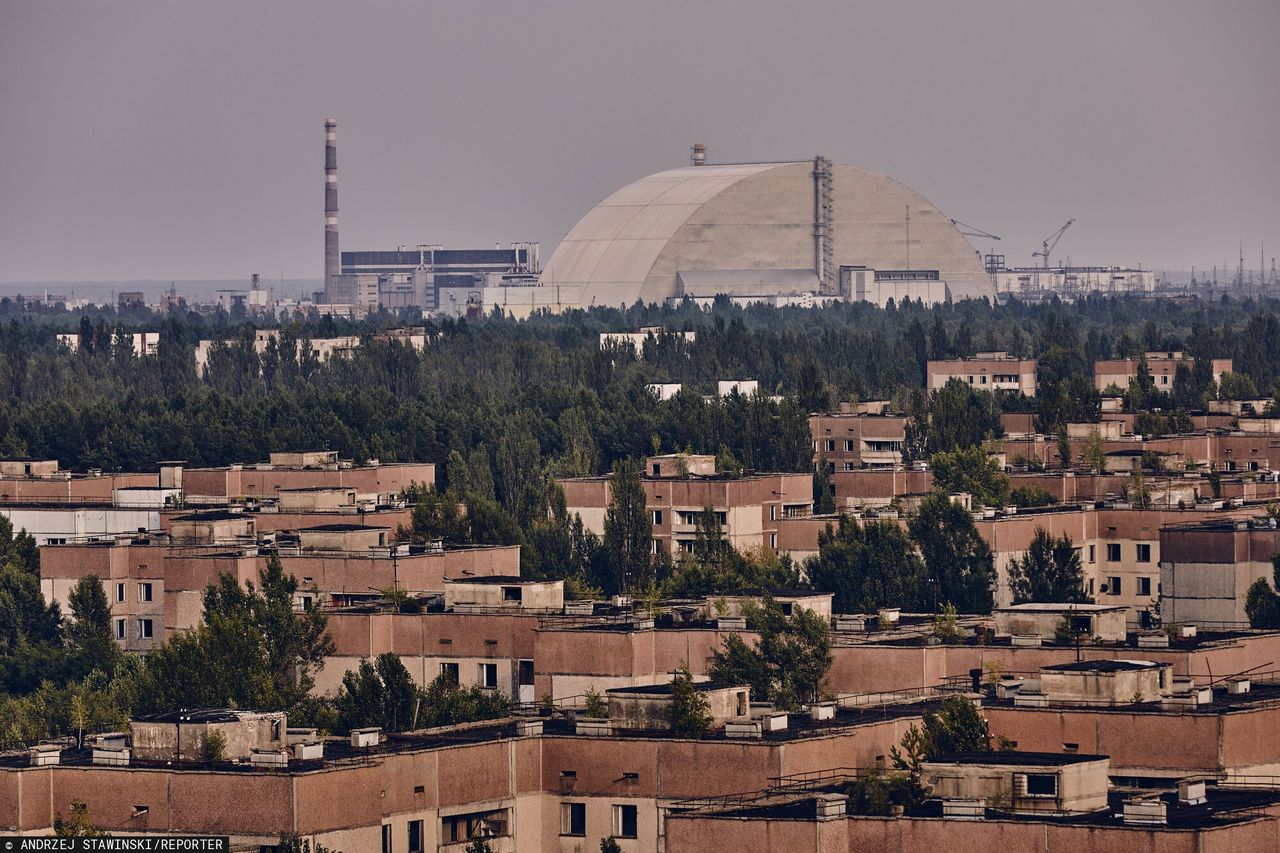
[537,157,993,309]
[321,120,993,314]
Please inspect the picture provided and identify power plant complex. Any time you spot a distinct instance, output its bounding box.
[317,121,1154,317]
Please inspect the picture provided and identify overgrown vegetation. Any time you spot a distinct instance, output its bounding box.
[667,663,713,737]
[708,596,833,710]
[1007,529,1090,604]
[1245,556,1280,629]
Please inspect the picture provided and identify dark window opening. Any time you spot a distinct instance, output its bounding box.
[1025,773,1058,797]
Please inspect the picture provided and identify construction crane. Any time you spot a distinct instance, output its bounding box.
[1033,218,1075,269]
[949,219,1001,241]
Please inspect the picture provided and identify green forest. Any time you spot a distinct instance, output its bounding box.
[1,295,1279,475]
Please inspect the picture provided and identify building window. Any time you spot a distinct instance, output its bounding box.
[1106,577,1122,596]
[844,462,855,471]
[844,440,854,452]
[1024,773,1058,797]
[770,533,777,549]
[138,582,153,602]
[612,804,638,839]
[1138,577,1152,596]
[139,619,153,639]
[381,824,392,853]
[442,809,508,844]
[769,504,776,521]
[479,662,498,689]
[116,583,126,603]
[824,440,835,452]
[408,819,423,853]
[115,619,126,640]
[440,662,459,683]
[1106,543,1121,562]
[1088,544,1095,563]
[1136,543,1151,563]
[561,802,586,836]
[652,509,663,525]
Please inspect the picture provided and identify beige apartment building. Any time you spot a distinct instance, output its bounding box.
[559,455,811,555]
[1094,351,1233,394]
[39,529,520,652]
[926,352,1037,397]
[810,413,908,471]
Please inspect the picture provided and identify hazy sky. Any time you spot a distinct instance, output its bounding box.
[1,0,1277,283]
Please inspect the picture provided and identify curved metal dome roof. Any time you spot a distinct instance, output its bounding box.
[540,160,991,307]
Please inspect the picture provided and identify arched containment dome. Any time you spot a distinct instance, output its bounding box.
[539,160,992,306]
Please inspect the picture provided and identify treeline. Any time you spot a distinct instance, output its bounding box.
[0,297,1279,476]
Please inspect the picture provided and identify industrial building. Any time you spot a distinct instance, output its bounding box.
[318,119,541,313]
[316,126,1172,313]
[538,151,992,309]
[990,264,1156,301]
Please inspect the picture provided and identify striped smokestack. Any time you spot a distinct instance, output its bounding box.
[324,119,339,299]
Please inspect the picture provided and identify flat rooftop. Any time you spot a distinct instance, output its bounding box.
[170,510,247,522]
[0,702,951,774]
[995,603,1127,613]
[446,575,539,585]
[1041,659,1160,673]
[988,678,1280,714]
[134,708,273,724]
[606,681,743,696]
[698,786,1280,831]
[930,750,1107,766]
[278,486,358,493]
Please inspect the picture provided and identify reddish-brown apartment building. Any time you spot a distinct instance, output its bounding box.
[181,451,435,505]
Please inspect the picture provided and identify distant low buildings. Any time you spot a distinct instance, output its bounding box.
[600,327,696,357]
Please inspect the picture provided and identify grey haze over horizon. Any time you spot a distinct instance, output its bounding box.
[1,0,1277,285]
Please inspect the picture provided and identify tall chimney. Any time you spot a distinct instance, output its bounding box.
[324,119,339,300]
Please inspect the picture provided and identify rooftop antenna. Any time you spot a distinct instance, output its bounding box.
[905,205,911,268]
